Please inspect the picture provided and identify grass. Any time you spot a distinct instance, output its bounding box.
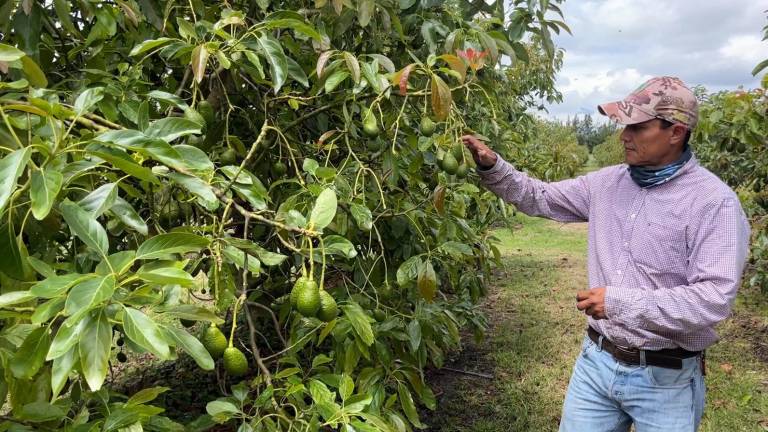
[424,212,768,431]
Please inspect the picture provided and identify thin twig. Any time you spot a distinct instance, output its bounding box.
[247,301,287,347]
[440,367,494,379]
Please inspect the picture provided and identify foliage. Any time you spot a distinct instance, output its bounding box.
[567,114,619,151]
[592,131,624,168]
[0,0,571,430]
[752,11,768,77]
[505,119,589,181]
[693,84,768,294]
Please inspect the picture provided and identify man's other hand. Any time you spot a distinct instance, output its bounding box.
[461,135,497,170]
[576,288,607,319]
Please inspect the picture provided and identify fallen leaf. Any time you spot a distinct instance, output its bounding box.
[719,363,733,374]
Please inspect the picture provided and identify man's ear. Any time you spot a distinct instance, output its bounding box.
[669,124,688,147]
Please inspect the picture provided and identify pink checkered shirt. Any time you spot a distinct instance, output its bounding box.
[479,154,751,351]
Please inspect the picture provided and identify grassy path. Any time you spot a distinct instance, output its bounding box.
[425,213,768,431]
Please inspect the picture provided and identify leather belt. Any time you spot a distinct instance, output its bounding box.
[587,327,699,370]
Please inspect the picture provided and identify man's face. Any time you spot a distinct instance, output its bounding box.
[620,119,687,167]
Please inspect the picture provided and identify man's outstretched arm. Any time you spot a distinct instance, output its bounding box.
[462,135,591,223]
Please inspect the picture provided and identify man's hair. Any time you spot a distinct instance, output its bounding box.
[659,119,691,148]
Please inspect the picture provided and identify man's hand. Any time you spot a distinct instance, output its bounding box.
[576,288,607,319]
[461,135,497,170]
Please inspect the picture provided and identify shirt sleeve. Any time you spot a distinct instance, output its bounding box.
[477,153,590,223]
[605,197,751,333]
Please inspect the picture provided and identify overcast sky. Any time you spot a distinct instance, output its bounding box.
[541,0,768,121]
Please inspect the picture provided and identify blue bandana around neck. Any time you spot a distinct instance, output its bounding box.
[628,146,693,188]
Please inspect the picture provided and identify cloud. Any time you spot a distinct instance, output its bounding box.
[541,0,768,121]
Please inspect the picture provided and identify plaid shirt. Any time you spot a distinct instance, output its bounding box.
[479,155,751,351]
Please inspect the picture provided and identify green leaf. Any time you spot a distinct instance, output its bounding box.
[30,168,62,220]
[396,256,421,287]
[286,56,309,87]
[129,37,175,56]
[222,246,261,275]
[324,70,349,93]
[157,304,223,324]
[439,241,473,258]
[18,401,66,423]
[123,307,171,359]
[64,275,116,322]
[136,232,210,260]
[0,148,31,215]
[27,256,55,278]
[416,260,437,302]
[145,118,202,142]
[430,75,452,121]
[31,273,93,298]
[10,326,51,380]
[164,326,215,370]
[339,374,354,401]
[79,182,118,217]
[173,144,215,173]
[0,43,25,61]
[53,0,78,36]
[137,266,195,287]
[254,247,288,266]
[20,56,47,87]
[322,235,357,259]
[74,87,105,114]
[126,386,170,407]
[343,52,361,83]
[398,382,424,428]
[0,222,30,280]
[167,172,218,210]
[357,0,375,27]
[309,188,337,230]
[350,203,373,230]
[0,290,35,307]
[51,346,77,398]
[60,200,109,258]
[111,197,149,236]
[147,90,189,110]
[79,309,112,391]
[406,320,421,352]
[47,313,88,360]
[256,34,288,93]
[206,400,240,419]
[263,12,322,40]
[752,58,768,76]
[86,144,161,184]
[191,44,209,84]
[31,297,65,325]
[308,379,335,404]
[341,302,374,346]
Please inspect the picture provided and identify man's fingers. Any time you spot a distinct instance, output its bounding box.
[576,299,592,311]
[576,290,591,301]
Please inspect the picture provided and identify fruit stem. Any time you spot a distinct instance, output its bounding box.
[319,236,327,291]
[228,295,245,348]
[308,234,315,279]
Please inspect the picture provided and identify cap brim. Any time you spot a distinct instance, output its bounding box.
[597,101,655,125]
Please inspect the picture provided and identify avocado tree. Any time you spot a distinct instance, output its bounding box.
[0,0,570,429]
[693,84,768,295]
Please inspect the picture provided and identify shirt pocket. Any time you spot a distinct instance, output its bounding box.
[632,217,688,275]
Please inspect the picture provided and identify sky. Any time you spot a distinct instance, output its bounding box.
[540,0,768,121]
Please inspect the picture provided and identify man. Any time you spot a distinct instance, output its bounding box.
[462,76,751,431]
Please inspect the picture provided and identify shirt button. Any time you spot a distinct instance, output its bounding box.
[616,270,622,275]
[623,242,629,247]
[630,214,636,219]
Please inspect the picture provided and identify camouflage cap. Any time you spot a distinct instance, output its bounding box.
[597,76,698,129]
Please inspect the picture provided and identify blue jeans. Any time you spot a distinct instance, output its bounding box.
[559,336,706,432]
